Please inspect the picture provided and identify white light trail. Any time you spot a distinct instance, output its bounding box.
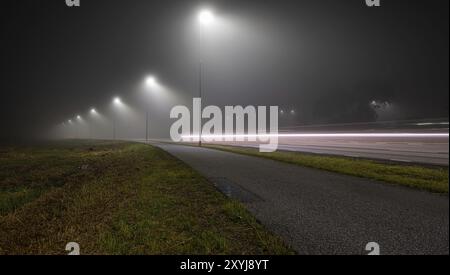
[181,133,449,139]
[416,122,449,126]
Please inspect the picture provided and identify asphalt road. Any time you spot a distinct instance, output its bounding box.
[176,120,449,166]
[275,122,449,166]
[210,135,449,166]
[156,143,449,255]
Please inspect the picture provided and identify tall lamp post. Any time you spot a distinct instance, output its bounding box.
[76,115,82,139]
[146,111,149,142]
[90,108,97,139]
[145,76,156,143]
[113,97,122,140]
[68,119,73,139]
[197,9,215,147]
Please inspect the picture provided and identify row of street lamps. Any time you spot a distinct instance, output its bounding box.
[63,80,153,141]
[61,9,216,145]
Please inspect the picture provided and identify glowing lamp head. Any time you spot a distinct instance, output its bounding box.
[76,115,81,120]
[198,9,214,25]
[146,76,156,87]
[90,108,97,114]
[114,97,122,105]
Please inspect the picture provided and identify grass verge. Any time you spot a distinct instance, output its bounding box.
[0,140,292,255]
[203,144,449,194]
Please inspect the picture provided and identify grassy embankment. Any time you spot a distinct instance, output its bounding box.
[0,140,292,255]
[203,145,449,194]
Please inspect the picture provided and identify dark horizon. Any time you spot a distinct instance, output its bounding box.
[1,0,448,139]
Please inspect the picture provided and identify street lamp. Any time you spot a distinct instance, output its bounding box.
[89,108,98,139]
[66,119,72,138]
[145,76,156,87]
[144,75,157,143]
[114,97,122,105]
[112,97,122,140]
[197,9,215,146]
[199,10,214,25]
[75,115,82,139]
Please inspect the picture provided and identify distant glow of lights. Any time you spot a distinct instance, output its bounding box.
[181,133,450,140]
[290,110,295,115]
[77,115,82,120]
[198,9,214,25]
[90,108,97,114]
[68,119,72,123]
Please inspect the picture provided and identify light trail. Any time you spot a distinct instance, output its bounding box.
[416,122,449,126]
[181,133,450,140]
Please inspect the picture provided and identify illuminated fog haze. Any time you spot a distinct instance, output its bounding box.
[0,0,448,140]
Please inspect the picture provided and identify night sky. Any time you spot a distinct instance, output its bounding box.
[1,0,448,139]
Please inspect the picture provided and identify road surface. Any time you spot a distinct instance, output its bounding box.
[210,135,449,166]
[156,143,449,255]
[174,119,449,166]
